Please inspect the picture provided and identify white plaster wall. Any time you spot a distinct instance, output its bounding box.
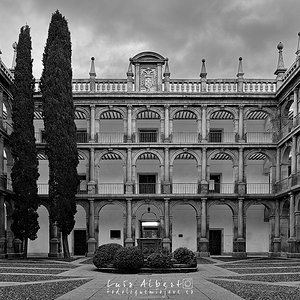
[245,119,266,132]
[210,120,234,131]
[246,205,269,253]
[99,120,123,132]
[209,205,233,253]
[172,205,197,251]
[28,206,49,256]
[173,160,198,183]
[173,120,197,132]
[99,205,124,246]
[75,119,88,130]
[209,161,233,182]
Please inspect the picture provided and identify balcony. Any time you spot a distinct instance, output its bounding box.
[172,183,199,194]
[245,132,273,143]
[97,132,124,143]
[138,130,158,143]
[0,175,12,191]
[246,183,272,194]
[208,183,235,194]
[35,131,89,143]
[172,132,198,144]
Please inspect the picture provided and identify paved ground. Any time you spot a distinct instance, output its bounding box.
[1,257,300,299]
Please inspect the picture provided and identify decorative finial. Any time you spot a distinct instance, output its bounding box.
[237,57,244,77]
[11,41,17,70]
[200,59,207,78]
[89,57,96,77]
[163,58,170,77]
[296,32,300,57]
[274,42,287,76]
[127,59,133,76]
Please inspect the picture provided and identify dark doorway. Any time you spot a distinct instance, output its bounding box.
[74,230,87,255]
[209,229,222,255]
[139,174,156,194]
[209,174,221,193]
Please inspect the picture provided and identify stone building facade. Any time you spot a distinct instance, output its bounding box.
[1,35,300,258]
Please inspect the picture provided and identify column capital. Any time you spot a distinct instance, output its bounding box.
[127,104,133,109]
[88,198,95,202]
[126,198,132,202]
[90,104,96,109]
[164,104,170,109]
[164,198,170,202]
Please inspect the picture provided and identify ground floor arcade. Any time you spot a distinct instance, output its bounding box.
[1,195,300,258]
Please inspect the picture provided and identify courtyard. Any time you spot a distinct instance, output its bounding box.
[0,257,300,299]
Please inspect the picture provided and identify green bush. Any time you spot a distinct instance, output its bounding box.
[93,243,123,268]
[173,247,196,265]
[113,247,144,272]
[146,252,172,268]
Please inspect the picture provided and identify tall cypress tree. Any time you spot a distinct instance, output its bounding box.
[10,25,40,258]
[41,11,79,258]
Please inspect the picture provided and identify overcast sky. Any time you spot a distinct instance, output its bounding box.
[1,0,300,80]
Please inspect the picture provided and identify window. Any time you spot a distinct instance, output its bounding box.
[139,129,158,143]
[77,130,88,143]
[209,129,222,142]
[110,230,121,239]
[138,174,156,194]
[209,174,221,193]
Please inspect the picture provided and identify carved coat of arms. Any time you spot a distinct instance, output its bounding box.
[141,67,156,92]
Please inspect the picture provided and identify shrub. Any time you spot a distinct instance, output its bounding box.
[173,247,196,265]
[93,243,123,268]
[146,252,172,268]
[113,247,144,272]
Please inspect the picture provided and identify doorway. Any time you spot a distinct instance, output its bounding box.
[209,229,222,255]
[138,174,156,194]
[74,229,87,255]
[209,174,221,193]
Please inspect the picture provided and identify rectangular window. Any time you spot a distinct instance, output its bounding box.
[139,129,158,143]
[138,174,156,194]
[76,130,88,143]
[110,230,121,239]
[209,129,222,142]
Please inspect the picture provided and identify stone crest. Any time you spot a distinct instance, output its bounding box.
[140,66,157,92]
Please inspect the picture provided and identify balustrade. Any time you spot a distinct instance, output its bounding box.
[172,132,198,143]
[208,131,235,143]
[246,183,272,194]
[245,132,273,143]
[97,132,124,143]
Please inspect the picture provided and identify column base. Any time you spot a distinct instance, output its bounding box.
[87,238,97,256]
[125,238,134,247]
[233,238,246,253]
[125,182,134,194]
[232,252,247,258]
[288,238,297,254]
[273,237,281,253]
[87,181,96,194]
[48,238,59,257]
[199,237,209,255]
[268,252,282,258]
[162,238,171,252]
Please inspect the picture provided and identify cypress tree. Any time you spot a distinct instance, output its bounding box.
[40,11,79,258]
[10,25,40,258]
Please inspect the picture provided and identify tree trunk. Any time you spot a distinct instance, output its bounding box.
[62,232,70,259]
[23,238,28,259]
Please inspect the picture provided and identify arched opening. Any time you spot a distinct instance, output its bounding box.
[98,110,124,143]
[208,204,233,255]
[70,205,87,256]
[281,147,291,179]
[98,152,124,194]
[136,110,161,143]
[246,152,272,194]
[99,204,124,246]
[208,152,235,194]
[77,152,88,194]
[280,200,290,253]
[172,204,197,251]
[28,205,49,256]
[209,110,235,143]
[75,110,88,143]
[245,110,273,143]
[172,152,199,194]
[172,110,198,143]
[246,204,270,253]
[281,100,293,136]
[135,152,161,194]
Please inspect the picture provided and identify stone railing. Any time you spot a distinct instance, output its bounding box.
[0,60,14,82]
[282,60,300,83]
[33,78,277,94]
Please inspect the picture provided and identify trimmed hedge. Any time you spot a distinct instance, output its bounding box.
[113,247,144,272]
[146,252,172,268]
[173,247,196,266]
[93,243,123,268]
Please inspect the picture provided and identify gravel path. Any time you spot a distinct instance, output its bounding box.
[0,268,69,274]
[0,274,78,282]
[216,273,300,282]
[220,263,300,268]
[0,263,75,269]
[227,267,300,274]
[209,279,300,300]
[0,280,90,300]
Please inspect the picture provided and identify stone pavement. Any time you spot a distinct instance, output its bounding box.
[56,259,243,300]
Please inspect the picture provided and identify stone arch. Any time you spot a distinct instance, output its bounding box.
[77,150,89,161]
[208,200,236,215]
[207,107,238,120]
[132,200,163,217]
[170,149,201,166]
[74,107,90,119]
[76,200,89,216]
[95,149,126,166]
[281,144,292,162]
[245,149,275,166]
[170,107,201,120]
[95,200,126,216]
[208,149,238,165]
[244,107,275,120]
[96,107,126,120]
[244,200,274,214]
[133,107,163,119]
[132,149,163,166]
[170,200,200,216]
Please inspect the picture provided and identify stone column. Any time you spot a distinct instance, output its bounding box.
[169,118,173,142]
[0,88,3,128]
[163,148,170,193]
[276,148,281,182]
[132,117,136,142]
[238,105,245,141]
[233,198,246,257]
[164,105,170,142]
[288,192,297,256]
[291,136,297,175]
[196,215,201,253]
[48,219,59,257]
[163,198,171,250]
[125,198,134,247]
[90,105,95,142]
[272,199,281,256]
[197,117,202,142]
[201,106,207,142]
[0,195,6,257]
[238,148,246,195]
[293,89,299,127]
[201,148,208,193]
[127,105,132,142]
[125,148,133,194]
[157,63,162,91]
[88,148,96,194]
[87,199,96,256]
[199,198,209,256]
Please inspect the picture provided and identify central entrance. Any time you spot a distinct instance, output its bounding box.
[209,229,222,255]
